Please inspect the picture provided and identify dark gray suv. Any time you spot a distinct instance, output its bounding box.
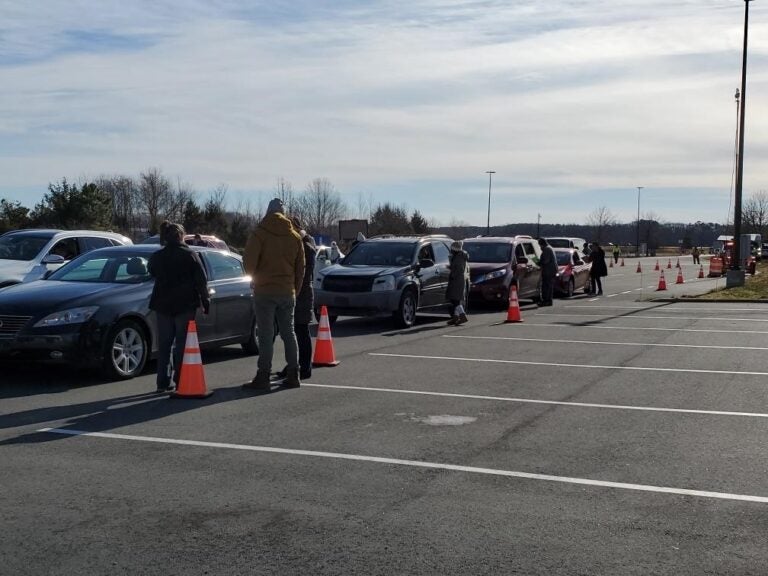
[314,235,461,328]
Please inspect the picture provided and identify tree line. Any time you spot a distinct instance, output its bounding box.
[2,170,766,250]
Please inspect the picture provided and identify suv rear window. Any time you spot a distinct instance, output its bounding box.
[547,239,571,248]
[343,242,414,267]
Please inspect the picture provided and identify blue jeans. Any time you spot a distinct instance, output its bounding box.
[254,294,298,374]
[156,309,196,389]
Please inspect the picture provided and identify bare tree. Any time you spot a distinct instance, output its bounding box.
[96,174,138,237]
[355,191,374,220]
[203,184,229,237]
[586,206,617,244]
[274,177,298,216]
[138,167,172,234]
[743,191,768,238]
[295,178,348,237]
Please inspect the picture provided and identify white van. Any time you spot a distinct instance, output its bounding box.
[545,237,588,254]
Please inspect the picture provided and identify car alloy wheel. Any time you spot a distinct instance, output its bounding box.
[567,278,575,298]
[394,289,417,328]
[104,320,148,380]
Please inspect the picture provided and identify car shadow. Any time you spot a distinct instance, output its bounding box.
[0,383,255,446]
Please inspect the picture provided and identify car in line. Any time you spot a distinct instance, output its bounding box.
[553,248,591,297]
[463,236,542,305]
[314,234,457,328]
[0,244,258,380]
[140,233,230,251]
[0,229,133,288]
[546,236,588,255]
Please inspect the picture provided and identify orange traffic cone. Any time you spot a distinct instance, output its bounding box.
[609,259,614,268]
[698,265,704,279]
[676,268,684,284]
[505,284,523,323]
[656,270,667,291]
[636,262,642,273]
[620,258,625,267]
[667,259,672,269]
[654,260,660,271]
[172,320,213,398]
[676,258,681,269]
[312,306,340,367]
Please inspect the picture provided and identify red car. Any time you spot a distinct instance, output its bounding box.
[553,248,591,297]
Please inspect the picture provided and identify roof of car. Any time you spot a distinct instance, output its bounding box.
[366,234,451,242]
[463,235,534,243]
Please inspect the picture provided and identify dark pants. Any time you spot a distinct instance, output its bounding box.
[295,323,312,377]
[156,309,195,389]
[590,275,603,295]
[541,275,555,304]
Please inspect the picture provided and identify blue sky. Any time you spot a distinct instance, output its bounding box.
[1,1,767,227]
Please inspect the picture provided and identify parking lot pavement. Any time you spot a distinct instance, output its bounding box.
[3,298,768,574]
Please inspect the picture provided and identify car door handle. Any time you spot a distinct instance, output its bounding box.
[208,288,216,295]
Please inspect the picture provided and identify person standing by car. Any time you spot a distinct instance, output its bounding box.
[242,198,305,391]
[588,242,608,295]
[446,240,469,325]
[537,237,558,306]
[274,217,316,382]
[148,221,210,393]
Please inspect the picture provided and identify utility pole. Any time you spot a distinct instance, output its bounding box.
[485,171,495,236]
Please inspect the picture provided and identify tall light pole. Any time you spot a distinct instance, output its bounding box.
[730,0,753,283]
[485,171,495,236]
[636,186,644,257]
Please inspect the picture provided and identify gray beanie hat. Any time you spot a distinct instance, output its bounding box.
[266,197,285,215]
[450,240,463,252]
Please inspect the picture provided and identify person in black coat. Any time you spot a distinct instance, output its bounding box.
[446,240,469,325]
[148,221,210,392]
[588,242,608,296]
[275,218,317,381]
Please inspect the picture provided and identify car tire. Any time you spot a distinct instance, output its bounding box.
[103,319,148,380]
[314,308,338,325]
[241,319,259,355]
[567,278,575,298]
[393,289,417,328]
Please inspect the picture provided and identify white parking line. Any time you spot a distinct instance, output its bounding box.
[300,384,768,419]
[443,334,768,351]
[512,323,768,335]
[38,428,768,504]
[536,313,768,323]
[369,353,768,376]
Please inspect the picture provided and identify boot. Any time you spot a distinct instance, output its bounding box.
[455,313,468,325]
[447,316,458,325]
[271,366,288,381]
[281,367,301,389]
[243,370,271,391]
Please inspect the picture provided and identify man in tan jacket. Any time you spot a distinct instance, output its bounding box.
[242,198,305,391]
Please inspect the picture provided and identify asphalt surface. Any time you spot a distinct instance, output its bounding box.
[2,255,767,575]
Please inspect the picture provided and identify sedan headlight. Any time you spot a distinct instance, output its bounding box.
[372,275,396,291]
[34,306,99,327]
[476,269,506,283]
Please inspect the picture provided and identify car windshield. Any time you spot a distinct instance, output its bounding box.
[0,234,52,261]
[556,252,573,265]
[48,253,152,284]
[463,243,511,263]
[342,242,414,267]
[547,239,571,249]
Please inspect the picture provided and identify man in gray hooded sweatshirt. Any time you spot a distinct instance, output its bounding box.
[242,198,305,390]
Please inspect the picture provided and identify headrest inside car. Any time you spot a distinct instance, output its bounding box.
[126,258,147,276]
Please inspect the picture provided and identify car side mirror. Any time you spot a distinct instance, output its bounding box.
[43,269,54,279]
[42,254,65,265]
[418,258,434,269]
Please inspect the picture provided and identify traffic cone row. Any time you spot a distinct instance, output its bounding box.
[172,320,213,399]
[698,265,704,279]
[667,259,672,269]
[505,284,523,323]
[676,258,681,269]
[609,259,614,268]
[636,262,642,273]
[620,258,625,267]
[654,260,660,271]
[312,305,340,366]
[676,268,684,284]
[656,270,667,291]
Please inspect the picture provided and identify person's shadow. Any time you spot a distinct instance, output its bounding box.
[0,383,258,447]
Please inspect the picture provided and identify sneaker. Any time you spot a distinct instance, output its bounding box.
[597,291,603,295]
[281,367,301,389]
[455,313,468,325]
[447,316,458,325]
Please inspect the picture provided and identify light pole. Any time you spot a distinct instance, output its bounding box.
[485,171,495,236]
[537,213,541,238]
[636,186,643,257]
[729,0,753,283]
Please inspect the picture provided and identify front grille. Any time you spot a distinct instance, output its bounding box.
[322,276,374,293]
[0,315,32,338]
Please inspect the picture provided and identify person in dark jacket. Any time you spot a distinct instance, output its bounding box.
[537,237,558,306]
[148,221,210,392]
[274,218,316,381]
[446,240,469,325]
[588,242,608,295]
